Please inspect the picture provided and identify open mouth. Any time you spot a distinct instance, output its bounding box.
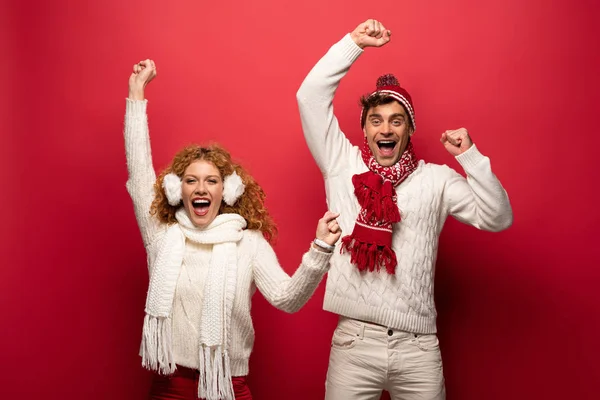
[376,140,397,156]
[192,198,211,216]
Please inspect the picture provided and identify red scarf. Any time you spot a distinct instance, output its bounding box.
[341,138,419,274]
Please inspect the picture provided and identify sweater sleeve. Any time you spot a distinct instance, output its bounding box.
[124,99,163,247]
[296,34,363,176]
[252,235,333,313]
[442,144,513,232]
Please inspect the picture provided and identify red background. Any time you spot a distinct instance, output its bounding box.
[3,0,600,399]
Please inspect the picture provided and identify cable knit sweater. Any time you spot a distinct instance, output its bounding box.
[124,99,332,376]
[296,34,513,334]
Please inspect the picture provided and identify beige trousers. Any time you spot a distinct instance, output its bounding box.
[325,317,446,400]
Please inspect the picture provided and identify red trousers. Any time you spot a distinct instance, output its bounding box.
[149,366,252,400]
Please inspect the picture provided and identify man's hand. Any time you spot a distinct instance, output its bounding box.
[350,19,391,49]
[441,128,474,156]
[128,59,157,101]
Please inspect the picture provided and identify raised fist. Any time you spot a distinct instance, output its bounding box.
[350,19,391,49]
[440,128,474,156]
[128,59,157,100]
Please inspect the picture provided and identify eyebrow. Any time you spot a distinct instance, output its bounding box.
[183,174,221,179]
[368,113,406,119]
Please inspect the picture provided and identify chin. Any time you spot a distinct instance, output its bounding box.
[183,212,207,228]
[191,220,208,229]
[375,157,397,167]
[195,215,216,228]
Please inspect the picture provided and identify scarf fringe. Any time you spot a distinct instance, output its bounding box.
[198,347,206,398]
[141,314,176,375]
[341,236,398,274]
[223,350,235,398]
[198,345,234,400]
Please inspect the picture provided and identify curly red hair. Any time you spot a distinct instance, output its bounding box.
[150,144,277,242]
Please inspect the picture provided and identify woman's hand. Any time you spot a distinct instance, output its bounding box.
[314,211,342,251]
[128,59,157,101]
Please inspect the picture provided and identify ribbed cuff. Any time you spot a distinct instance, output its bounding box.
[230,358,249,377]
[125,98,147,115]
[455,144,485,172]
[304,246,334,273]
[338,33,364,63]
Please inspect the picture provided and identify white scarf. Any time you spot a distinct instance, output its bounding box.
[141,208,247,400]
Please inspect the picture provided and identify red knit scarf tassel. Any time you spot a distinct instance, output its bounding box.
[341,236,397,274]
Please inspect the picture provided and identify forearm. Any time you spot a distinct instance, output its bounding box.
[451,145,513,231]
[254,246,332,313]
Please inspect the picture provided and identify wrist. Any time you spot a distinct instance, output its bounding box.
[313,238,335,252]
[128,87,145,101]
[350,32,365,49]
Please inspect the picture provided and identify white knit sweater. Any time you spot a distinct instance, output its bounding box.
[296,34,513,334]
[124,99,332,376]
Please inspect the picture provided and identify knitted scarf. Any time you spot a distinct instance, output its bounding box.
[341,138,418,274]
[141,209,247,400]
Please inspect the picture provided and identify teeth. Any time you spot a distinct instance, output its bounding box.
[378,140,396,144]
[193,199,210,205]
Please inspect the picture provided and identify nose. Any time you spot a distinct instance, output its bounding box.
[194,181,208,195]
[381,121,393,135]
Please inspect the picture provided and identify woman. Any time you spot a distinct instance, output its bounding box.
[124,59,341,400]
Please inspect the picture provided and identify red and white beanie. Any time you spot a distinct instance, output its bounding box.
[362,74,416,131]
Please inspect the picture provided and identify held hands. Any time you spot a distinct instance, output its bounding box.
[350,19,391,49]
[314,211,342,252]
[441,128,474,156]
[128,59,157,101]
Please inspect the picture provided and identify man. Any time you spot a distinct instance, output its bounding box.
[296,19,513,399]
